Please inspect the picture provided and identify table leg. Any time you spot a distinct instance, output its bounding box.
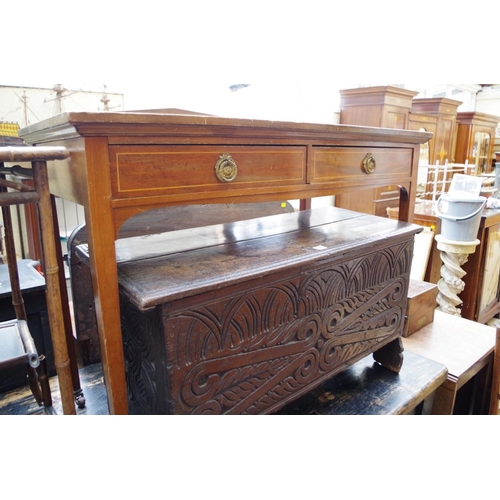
[82,138,128,415]
[50,195,86,408]
[398,185,410,222]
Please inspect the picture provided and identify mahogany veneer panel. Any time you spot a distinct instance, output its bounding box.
[311,147,412,185]
[110,145,306,198]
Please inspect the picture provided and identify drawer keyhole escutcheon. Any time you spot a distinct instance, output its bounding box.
[362,153,376,174]
[215,153,238,182]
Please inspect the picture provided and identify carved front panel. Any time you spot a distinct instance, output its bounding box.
[121,238,414,415]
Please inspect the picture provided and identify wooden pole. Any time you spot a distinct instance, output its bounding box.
[0,203,28,322]
[50,194,86,408]
[32,160,76,415]
[0,191,39,205]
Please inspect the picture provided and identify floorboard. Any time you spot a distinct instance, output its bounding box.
[0,362,109,415]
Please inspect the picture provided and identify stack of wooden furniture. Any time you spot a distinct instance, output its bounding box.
[337,85,500,324]
[18,111,431,414]
[335,86,419,217]
[76,206,423,414]
[331,86,500,415]
[15,108,497,416]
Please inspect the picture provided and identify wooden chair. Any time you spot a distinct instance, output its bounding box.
[0,146,76,414]
[489,327,500,415]
[0,279,54,413]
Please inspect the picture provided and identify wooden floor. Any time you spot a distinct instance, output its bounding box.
[0,362,109,415]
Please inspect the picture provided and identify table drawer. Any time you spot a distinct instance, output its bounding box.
[110,145,306,198]
[310,147,413,185]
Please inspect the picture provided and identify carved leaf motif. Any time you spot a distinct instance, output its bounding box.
[120,298,160,414]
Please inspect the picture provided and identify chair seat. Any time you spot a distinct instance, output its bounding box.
[0,319,39,369]
[0,320,24,362]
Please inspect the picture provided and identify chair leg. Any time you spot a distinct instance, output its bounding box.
[38,355,57,414]
[32,161,76,415]
[26,364,44,406]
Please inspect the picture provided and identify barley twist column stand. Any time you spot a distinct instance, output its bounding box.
[434,234,480,317]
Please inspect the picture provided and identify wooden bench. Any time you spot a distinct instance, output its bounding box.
[276,350,448,415]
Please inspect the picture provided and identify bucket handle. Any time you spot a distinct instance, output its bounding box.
[435,196,486,222]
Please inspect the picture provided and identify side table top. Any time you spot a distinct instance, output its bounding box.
[403,310,496,389]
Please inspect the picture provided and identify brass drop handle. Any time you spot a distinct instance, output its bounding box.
[215,153,238,182]
[362,153,376,174]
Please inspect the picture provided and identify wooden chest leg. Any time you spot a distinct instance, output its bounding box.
[373,337,404,373]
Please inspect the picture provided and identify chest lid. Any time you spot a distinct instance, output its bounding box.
[77,206,422,310]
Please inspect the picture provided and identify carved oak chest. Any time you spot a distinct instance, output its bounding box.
[102,207,421,414]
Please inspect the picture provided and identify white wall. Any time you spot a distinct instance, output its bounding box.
[122,82,347,125]
[1,85,125,260]
[476,86,500,142]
